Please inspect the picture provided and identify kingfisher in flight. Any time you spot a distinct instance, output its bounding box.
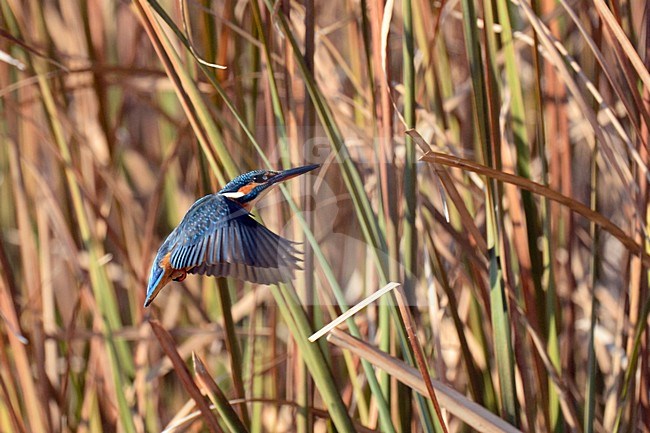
[145,164,320,307]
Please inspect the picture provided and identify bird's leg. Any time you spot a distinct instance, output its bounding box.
[171,269,187,282]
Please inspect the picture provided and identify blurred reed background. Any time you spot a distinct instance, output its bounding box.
[1,0,649,432]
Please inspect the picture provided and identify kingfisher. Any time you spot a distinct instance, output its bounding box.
[145,164,320,307]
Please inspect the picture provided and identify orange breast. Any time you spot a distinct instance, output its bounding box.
[161,250,193,274]
[160,251,173,270]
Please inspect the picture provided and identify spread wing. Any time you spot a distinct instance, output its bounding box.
[166,194,301,284]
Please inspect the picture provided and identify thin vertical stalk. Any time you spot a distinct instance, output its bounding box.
[639,20,650,428]
[539,0,563,427]
[401,0,417,310]
[299,0,316,431]
[367,0,397,413]
[216,278,250,427]
[249,310,265,433]
[584,139,599,432]
[401,0,434,429]
[394,286,449,433]
[459,0,518,424]
[495,0,542,304]
[496,1,550,427]
[529,0,553,427]
[248,0,287,146]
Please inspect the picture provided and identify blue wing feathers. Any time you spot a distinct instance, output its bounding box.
[239,226,255,265]
[230,226,241,262]
[165,194,302,284]
[195,237,205,265]
[213,229,222,263]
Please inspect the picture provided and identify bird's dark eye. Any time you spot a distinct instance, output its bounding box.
[253,173,269,183]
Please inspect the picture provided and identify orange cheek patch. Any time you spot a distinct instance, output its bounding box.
[238,183,260,196]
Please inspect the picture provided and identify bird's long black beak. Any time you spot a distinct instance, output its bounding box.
[268,164,320,185]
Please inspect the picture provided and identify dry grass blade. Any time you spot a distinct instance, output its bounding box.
[593,0,650,92]
[418,148,650,267]
[308,282,400,342]
[0,48,24,70]
[326,329,522,433]
[192,352,249,433]
[149,320,223,433]
[0,28,64,70]
[430,166,487,253]
[179,0,227,70]
[161,399,203,433]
